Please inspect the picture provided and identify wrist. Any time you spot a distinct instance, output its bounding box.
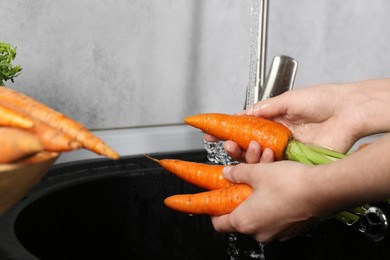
[307,134,390,217]
[343,79,390,138]
[302,165,342,218]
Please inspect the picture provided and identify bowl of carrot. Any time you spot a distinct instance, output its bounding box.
[0,151,59,217]
[0,86,119,217]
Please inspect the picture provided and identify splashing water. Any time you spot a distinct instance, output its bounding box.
[243,243,266,260]
[204,139,267,259]
[226,234,267,260]
[227,234,240,260]
[203,139,239,165]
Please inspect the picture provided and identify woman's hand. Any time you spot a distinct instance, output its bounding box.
[204,83,357,162]
[244,79,390,153]
[243,83,363,153]
[211,161,328,242]
[205,79,390,161]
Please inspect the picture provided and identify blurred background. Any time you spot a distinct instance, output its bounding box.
[1,0,390,161]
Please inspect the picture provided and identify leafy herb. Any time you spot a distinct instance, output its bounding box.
[0,42,22,86]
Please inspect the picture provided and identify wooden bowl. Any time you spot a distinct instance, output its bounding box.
[0,151,59,217]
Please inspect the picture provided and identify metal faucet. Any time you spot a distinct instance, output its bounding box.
[245,0,297,108]
[245,0,269,108]
[261,55,297,100]
[204,0,298,166]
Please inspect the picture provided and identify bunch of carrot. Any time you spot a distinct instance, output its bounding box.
[146,155,252,216]
[153,113,366,224]
[0,86,119,164]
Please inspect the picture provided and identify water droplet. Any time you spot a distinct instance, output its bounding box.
[203,140,239,165]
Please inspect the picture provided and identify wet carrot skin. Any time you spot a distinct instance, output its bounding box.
[184,113,292,161]
[151,157,233,190]
[164,184,253,216]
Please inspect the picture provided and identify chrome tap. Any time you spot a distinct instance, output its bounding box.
[245,0,269,108]
[261,55,297,100]
[245,0,298,108]
[359,205,388,242]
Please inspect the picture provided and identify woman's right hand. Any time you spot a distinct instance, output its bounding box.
[206,79,390,162]
[243,83,366,153]
[205,83,361,161]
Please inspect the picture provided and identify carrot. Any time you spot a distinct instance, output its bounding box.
[145,155,233,190]
[0,87,119,159]
[185,113,292,161]
[183,113,372,223]
[185,113,349,165]
[164,184,252,216]
[0,100,80,152]
[28,118,80,152]
[0,127,44,163]
[0,103,34,128]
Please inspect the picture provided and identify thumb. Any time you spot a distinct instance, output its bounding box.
[223,163,257,185]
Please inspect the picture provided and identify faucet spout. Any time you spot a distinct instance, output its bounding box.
[245,0,269,109]
[245,1,298,106]
[261,55,298,100]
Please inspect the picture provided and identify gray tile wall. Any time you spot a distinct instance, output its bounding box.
[2,0,390,130]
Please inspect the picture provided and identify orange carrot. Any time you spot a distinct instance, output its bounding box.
[28,118,81,152]
[164,184,252,216]
[145,155,233,190]
[0,100,80,152]
[0,127,44,163]
[185,113,292,161]
[0,87,119,159]
[0,103,34,128]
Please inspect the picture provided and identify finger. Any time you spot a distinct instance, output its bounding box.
[203,133,220,142]
[224,140,244,161]
[235,110,248,116]
[211,215,237,233]
[252,94,289,118]
[223,163,256,184]
[259,148,274,163]
[245,141,261,163]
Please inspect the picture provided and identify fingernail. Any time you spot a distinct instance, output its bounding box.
[224,142,232,152]
[249,140,259,149]
[222,166,232,177]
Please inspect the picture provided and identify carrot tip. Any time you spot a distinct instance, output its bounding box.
[106,151,120,160]
[144,154,160,164]
[110,154,120,160]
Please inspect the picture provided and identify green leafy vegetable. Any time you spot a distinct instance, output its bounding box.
[286,140,368,225]
[0,42,22,86]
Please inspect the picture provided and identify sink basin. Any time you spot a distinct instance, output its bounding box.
[0,150,389,260]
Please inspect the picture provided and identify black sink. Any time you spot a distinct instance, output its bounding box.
[0,150,389,260]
